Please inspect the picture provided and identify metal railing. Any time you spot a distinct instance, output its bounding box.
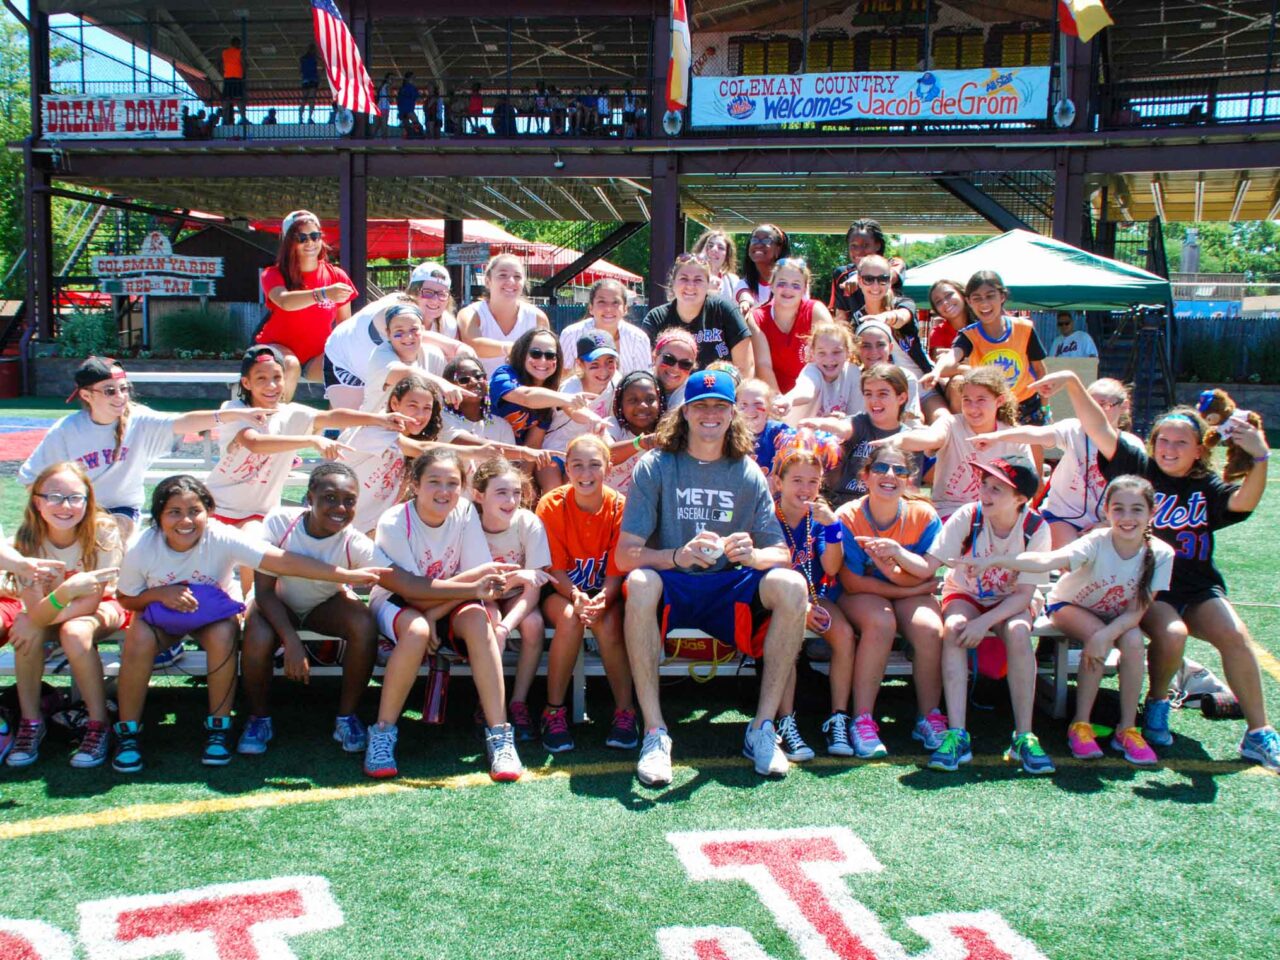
[1098,72,1280,129]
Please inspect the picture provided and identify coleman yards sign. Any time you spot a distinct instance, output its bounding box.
[691,66,1050,127]
[93,231,222,297]
[42,93,183,139]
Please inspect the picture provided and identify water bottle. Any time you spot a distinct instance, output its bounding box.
[422,654,451,725]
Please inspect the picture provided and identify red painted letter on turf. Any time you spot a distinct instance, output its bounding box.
[665,829,1048,960]
[0,920,75,960]
[78,876,343,960]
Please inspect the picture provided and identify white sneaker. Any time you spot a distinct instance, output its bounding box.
[484,723,523,783]
[1169,658,1231,705]
[743,720,790,777]
[776,712,815,762]
[636,728,673,787]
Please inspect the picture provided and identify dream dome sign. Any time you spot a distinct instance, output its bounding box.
[690,66,1050,127]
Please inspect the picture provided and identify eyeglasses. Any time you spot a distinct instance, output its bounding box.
[418,287,448,301]
[35,492,88,508]
[527,348,558,362]
[859,274,891,285]
[295,231,324,243]
[1095,396,1125,409]
[658,352,695,371]
[868,462,912,478]
[749,235,778,246]
[91,384,130,398]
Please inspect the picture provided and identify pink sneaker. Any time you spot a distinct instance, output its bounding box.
[1068,721,1104,760]
[1112,726,1158,765]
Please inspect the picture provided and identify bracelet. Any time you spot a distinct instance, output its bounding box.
[47,591,65,611]
[824,524,843,544]
[632,435,644,451]
[671,547,683,571]
[1255,452,1270,463]
[213,411,222,426]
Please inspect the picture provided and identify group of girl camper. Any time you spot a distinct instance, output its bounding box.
[2,232,1278,783]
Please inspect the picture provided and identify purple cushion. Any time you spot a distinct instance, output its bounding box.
[141,582,244,636]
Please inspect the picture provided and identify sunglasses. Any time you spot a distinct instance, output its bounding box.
[90,384,130,398]
[749,235,779,246]
[860,274,891,285]
[35,492,88,508]
[868,461,912,478]
[658,352,695,371]
[294,231,324,243]
[451,372,484,385]
[527,348,558,362]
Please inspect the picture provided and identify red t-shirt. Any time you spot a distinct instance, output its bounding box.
[928,320,959,358]
[256,262,356,364]
[753,298,817,395]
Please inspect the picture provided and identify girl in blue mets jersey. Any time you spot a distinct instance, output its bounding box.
[1041,369,1280,771]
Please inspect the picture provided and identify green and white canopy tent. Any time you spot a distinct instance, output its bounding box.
[900,230,1172,311]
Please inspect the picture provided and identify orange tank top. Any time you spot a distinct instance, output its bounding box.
[963,317,1037,401]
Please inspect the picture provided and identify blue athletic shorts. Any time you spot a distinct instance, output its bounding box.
[651,568,771,659]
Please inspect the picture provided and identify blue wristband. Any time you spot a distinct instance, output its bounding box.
[824,524,843,544]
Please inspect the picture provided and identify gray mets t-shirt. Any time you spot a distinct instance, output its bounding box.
[620,449,784,573]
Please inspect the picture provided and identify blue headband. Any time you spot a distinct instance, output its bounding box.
[1160,413,1199,431]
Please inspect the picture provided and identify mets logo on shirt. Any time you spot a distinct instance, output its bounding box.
[983,348,1025,388]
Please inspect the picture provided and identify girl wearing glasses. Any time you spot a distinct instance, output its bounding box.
[750,258,832,395]
[640,255,754,374]
[257,210,357,402]
[733,223,789,313]
[19,357,269,541]
[490,329,603,451]
[971,378,1134,548]
[690,229,740,302]
[650,327,698,409]
[833,443,946,761]
[850,254,927,381]
[3,462,124,769]
[356,303,467,414]
[829,219,908,324]
[458,254,551,377]
[439,356,516,446]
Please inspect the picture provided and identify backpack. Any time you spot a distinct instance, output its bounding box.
[960,503,1044,557]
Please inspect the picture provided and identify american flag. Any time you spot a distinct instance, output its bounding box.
[311,0,380,116]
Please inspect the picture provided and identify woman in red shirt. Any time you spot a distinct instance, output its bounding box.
[256,210,357,401]
[750,258,832,395]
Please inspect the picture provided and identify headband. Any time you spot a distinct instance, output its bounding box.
[1160,413,1200,432]
[655,330,697,353]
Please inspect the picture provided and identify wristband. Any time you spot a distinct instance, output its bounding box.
[47,591,65,611]
[1255,452,1270,463]
[824,524,843,544]
[632,435,644,451]
[671,547,684,571]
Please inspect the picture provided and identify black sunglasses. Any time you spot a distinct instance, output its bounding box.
[294,231,324,243]
[659,352,695,371]
[860,274,891,285]
[527,348,558,362]
[451,372,485,385]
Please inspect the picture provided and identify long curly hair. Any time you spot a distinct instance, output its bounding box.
[653,402,755,459]
[954,366,1018,426]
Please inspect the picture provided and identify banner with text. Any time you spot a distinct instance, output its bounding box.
[691,67,1051,127]
[42,94,183,139]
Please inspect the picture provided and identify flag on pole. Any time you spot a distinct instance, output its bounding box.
[311,0,380,116]
[666,0,691,112]
[1058,0,1113,43]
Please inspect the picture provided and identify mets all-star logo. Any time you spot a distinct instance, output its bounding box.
[984,348,1025,389]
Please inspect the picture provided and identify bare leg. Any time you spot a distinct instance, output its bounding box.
[239,603,277,718]
[996,611,1037,736]
[454,605,506,728]
[1051,605,1111,725]
[117,619,164,723]
[623,569,666,732]
[941,599,983,730]
[195,619,240,718]
[1141,601,1188,703]
[819,598,855,713]
[1048,520,1082,550]
[1184,597,1270,730]
[587,602,633,711]
[838,592,895,718]
[305,592,378,717]
[896,594,944,715]
[377,611,433,726]
[543,593,584,706]
[752,569,807,727]
[58,611,119,724]
[507,591,544,705]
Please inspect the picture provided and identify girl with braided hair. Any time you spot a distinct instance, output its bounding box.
[604,369,664,494]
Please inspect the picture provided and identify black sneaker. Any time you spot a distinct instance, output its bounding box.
[509,700,536,742]
[202,715,234,766]
[822,711,854,757]
[540,705,575,753]
[605,707,640,749]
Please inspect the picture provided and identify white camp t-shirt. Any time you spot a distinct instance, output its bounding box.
[472,300,541,376]
[796,363,864,419]
[929,416,1034,521]
[204,401,318,521]
[1040,422,1141,531]
[18,407,180,511]
[932,503,1052,600]
[732,277,770,306]
[438,409,516,445]
[12,521,125,599]
[481,509,552,569]
[262,506,390,616]
[338,424,408,534]
[117,520,269,596]
[324,292,399,379]
[370,499,491,615]
[543,375,616,453]
[559,318,651,376]
[605,416,641,494]
[359,340,447,413]
[1047,528,1174,618]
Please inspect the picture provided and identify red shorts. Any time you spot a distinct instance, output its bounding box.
[941,593,1001,616]
[0,597,22,637]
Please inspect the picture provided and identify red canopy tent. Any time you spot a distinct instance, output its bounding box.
[248,219,642,288]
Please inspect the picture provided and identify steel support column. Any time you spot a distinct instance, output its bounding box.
[934,176,1032,231]
[444,219,464,297]
[1052,148,1087,247]
[339,152,368,306]
[25,146,53,340]
[649,9,669,140]
[648,155,679,307]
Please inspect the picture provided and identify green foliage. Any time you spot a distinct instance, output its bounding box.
[150,306,244,356]
[55,311,118,357]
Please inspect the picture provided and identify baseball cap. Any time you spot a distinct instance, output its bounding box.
[970,454,1040,500]
[575,329,619,363]
[239,344,286,378]
[683,368,736,405]
[409,261,451,290]
[281,209,318,236]
[68,356,125,402]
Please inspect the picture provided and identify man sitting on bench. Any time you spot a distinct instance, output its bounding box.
[616,369,808,787]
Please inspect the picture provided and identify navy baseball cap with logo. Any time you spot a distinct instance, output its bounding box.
[575,329,619,363]
[970,454,1040,500]
[68,356,125,402]
[683,368,737,405]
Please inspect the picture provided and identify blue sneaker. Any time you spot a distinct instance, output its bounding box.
[153,641,186,669]
[236,715,273,755]
[1143,698,1173,747]
[1240,727,1280,772]
[202,716,234,766]
[928,729,972,772]
[112,720,143,773]
[333,714,368,753]
[1004,731,1056,775]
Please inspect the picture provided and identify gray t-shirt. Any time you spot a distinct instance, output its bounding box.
[621,448,784,573]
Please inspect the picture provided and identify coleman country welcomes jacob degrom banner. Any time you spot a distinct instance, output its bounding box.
[691,67,1050,127]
